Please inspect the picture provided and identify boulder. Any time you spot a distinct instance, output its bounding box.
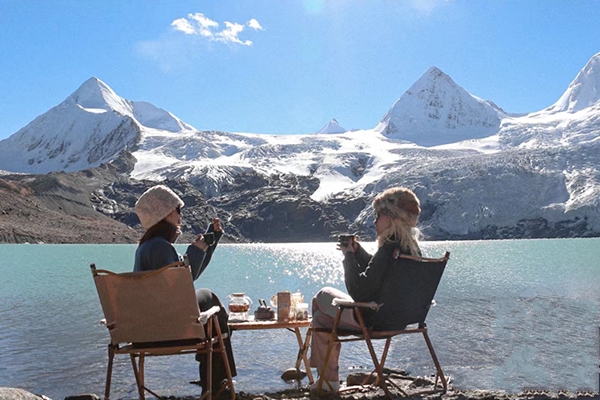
[0,387,51,400]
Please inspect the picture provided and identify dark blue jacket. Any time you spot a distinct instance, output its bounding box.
[134,225,223,281]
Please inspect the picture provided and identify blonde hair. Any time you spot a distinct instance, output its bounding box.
[372,187,421,255]
[375,218,421,256]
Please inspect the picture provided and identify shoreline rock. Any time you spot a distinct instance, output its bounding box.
[3,371,598,400]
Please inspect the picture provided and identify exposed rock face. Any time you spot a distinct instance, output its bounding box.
[3,57,600,244]
[0,387,51,400]
[0,166,140,244]
[2,152,600,244]
[92,173,349,243]
[211,188,348,243]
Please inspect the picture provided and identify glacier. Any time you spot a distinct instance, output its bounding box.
[1,52,599,241]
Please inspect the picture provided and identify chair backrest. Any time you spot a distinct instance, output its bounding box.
[373,252,449,331]
[91,264,206,345]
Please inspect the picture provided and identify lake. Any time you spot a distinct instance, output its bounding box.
[0,239,598,398]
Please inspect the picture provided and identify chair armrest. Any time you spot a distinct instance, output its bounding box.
[332,298,380,310]
[198,305,221,324]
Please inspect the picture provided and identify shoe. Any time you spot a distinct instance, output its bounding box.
[200,384,234,399]
[310,379,340,393]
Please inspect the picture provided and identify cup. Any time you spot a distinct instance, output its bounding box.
[338,234,356,247]
[203,232,215,246]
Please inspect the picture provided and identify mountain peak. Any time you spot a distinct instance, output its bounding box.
[0,77,196,174]
[545,52,600,113]
[425,66,445,76]
[316,118,346,134]
[66,77,132,116]
[67,78,194,132]
[374,66,502,146]
[412,66,459,94]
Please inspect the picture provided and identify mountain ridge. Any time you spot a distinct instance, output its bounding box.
[545,52,600,114]
[1,53,600,243]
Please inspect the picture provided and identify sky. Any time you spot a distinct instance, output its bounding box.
[1,1,600,141]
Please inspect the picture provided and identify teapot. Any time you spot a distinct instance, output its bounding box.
[227,293,253,321]
[254,299,275,320]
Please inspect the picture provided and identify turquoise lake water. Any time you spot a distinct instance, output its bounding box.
[0,239,598,398]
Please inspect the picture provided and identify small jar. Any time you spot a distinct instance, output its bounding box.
[295,302,309,321]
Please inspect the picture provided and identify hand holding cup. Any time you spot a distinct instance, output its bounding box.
[337,234,356,254]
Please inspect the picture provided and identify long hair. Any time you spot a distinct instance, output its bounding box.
[377,216,421,256]
[138,219,180,245]
[372,187,421,256]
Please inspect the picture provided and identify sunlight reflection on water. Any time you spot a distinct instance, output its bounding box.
[0,239,598,398]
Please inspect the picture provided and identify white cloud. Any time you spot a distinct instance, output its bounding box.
[171,18,196,35]
[171,12,262,46]
[188,13,220,37]
[247,19,263,31]
[217,21,252,46]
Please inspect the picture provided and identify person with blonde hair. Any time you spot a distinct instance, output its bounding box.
[309,187,422,392]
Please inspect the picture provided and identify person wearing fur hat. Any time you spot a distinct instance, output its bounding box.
[309,187,422,392]
[133,184,236,394]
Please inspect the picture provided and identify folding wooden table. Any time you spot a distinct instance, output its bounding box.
[228,317,314,384]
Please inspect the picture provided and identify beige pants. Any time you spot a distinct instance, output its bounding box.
[309,287,361,381]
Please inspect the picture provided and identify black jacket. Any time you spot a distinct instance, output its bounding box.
[343,241,420,330]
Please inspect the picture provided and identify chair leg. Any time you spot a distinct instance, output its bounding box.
[422,331,447,393]
[105,345,115,400]
[315,308,344,393]
[379,337,392,370]
[214,317,235,400]
[206,317,214,400]
[130,354,146,400]
[353,310,393,399]
[363,336,392,398]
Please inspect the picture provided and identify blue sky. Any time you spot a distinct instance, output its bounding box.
[1,1,600,140]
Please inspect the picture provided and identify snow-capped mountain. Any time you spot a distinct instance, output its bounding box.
[497,52,600,149]
[1,53,600,241]
[0,77,194,174]
[374,66,503,146]
[545,52,600,114]
[315,119,346,134]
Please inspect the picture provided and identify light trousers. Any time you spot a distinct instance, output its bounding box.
[310,286,361,381]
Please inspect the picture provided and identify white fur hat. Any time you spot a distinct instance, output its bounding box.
[372,187,421,227]
[135,185,184,230]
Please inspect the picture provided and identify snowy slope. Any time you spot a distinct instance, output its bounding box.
[0,77,194,174]
[497,52,600,149]
[315,119,346,134]
[1,53,600,239]
[374,67,503,146]
[545,52,600,114]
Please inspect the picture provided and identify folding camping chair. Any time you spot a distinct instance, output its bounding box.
[311,252,450,398]
[91,263,234,400]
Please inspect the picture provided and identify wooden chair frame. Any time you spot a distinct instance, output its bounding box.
[91,263,234,400]
[311,252,450,398]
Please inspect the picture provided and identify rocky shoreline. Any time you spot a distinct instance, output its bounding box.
[3,371,598,400]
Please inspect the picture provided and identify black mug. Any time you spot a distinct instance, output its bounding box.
[338,234,356,247]
[203,232,215,246]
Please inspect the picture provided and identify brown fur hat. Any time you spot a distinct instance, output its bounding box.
[372,187,421,227]
[135,185,184,230]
